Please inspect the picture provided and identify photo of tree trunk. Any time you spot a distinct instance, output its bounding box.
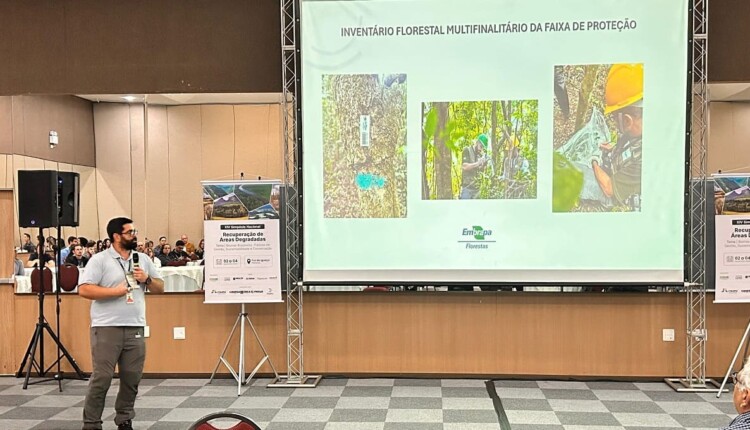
[322,74,407,218]
[552,63,643,212]
[421,100,538,200]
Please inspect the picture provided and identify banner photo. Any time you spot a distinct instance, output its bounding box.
[714,174,750,303]
[202,180,283,304]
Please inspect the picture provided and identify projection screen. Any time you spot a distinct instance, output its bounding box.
[301,0,688,284]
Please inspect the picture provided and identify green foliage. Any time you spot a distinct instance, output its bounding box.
[422,100,538,200]
[552,152,584,212]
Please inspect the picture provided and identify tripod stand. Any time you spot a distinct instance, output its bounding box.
[16,227,86,390]
[209,304,278,396]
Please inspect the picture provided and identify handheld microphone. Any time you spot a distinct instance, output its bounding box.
[132,252,140,269]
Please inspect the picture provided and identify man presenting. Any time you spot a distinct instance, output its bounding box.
[460,134,489,199]
[78,217,164,430]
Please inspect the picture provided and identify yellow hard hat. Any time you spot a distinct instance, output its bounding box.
[604,64,643,115]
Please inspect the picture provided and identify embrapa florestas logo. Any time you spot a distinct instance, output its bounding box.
[459,226,495,249]
[465,226,490,240]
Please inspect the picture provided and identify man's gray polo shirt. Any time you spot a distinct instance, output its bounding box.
[78,247,161,327]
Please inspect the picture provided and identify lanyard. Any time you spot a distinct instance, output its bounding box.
[116,253,137,288]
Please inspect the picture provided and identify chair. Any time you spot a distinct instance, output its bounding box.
[58,263,79,292]
[30,267,53,293]
[188,412,261,430]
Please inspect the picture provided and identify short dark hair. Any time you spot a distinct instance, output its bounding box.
[159,236,167,241]
[79,237,88,247]
[107,217,133,242]
[24,233,31,240]
[175,240,185,247]
[67,236,77,244]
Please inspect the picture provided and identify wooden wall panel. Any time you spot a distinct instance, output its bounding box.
[57,162,77,240]
[267,104,283,181]
[167,106,203,244]
[0,191,14,277]
[3,292,749,378]
[129,105,146,232]
[0,97,12,154]
[71,97,96,167]
[12,154,24,247]
[94,103,132,237]
[708,102,750,175]
[73,165,100,242]
[145,106,170,242]
[234,105,283,180]
[11,97,25,154]
[0,285,15,375]
[0,154,8,188]
[3,96,95,166]
[3,154,12,189]
[22,96,75,164]
[201,105,236,182]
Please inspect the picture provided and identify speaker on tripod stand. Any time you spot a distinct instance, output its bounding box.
[16,170,86,390]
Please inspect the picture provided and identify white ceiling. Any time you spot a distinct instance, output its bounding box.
[76,93,285,105]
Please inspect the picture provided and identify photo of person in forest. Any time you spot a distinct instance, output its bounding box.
[322,74,407,218]
[552,63,643,212]
[422,100,538,200]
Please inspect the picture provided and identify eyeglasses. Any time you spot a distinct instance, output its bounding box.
[121,229,138,236]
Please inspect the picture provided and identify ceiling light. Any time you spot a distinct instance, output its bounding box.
[122,95,138,102]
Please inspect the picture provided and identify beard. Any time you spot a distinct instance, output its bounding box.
[123,238,138,251]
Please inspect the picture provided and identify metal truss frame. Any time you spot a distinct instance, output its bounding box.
[666,0,723,393]
[268,0,321,389]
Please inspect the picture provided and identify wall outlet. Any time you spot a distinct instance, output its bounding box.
[173,327,186,340]
[144,326,150,338]
[663,328,675,342]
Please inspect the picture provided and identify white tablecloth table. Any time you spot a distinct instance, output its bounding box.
[16,266,204,294]
[157,266,204,292]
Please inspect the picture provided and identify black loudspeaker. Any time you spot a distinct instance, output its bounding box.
[18,170,80,228]
[57,171,80,227]
[18,170,58,228]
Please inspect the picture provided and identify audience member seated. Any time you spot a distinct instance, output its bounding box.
[158,244,175,266]
[13,249,25,276]
[21,233,36,253]
[181,234,196,254]
[146,247,162,267]
[64,244,89,267]
[195,239,205,260]
[136,241,145,253]
[154,236,167,256]
[60,236,79,262]
[85,244,97,258]
[723,358,750,429]
[45,236,56,253]
[28,251,54,268]
[169,241,192,261]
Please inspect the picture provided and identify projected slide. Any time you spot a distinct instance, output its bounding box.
[301,0,687,284]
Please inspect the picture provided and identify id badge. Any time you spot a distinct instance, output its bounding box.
[125,272,139,289]
[126,289,135,304]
